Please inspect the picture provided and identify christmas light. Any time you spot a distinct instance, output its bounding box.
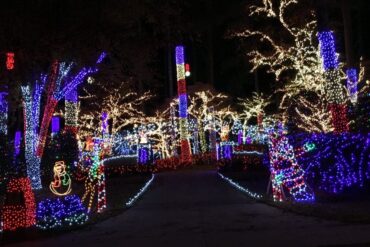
[185,63,191,77]
[37,52,106,159]
[50,161,72,196]
[6,52,14,70]
[176,45,191,163]
[51,115,60,134]
[22,81,46,189]
[318,31,348,133]
[82,139,106,213]
[14,130,21,157]
[267,130,315,202]
[218,173,262,199]
[0,91,8,135]
[36,195,88,230]
[65,87,78,131]
[346,68,358,104]
[125,174,155,207]
[2,178,36,231]
[291,133,370,194]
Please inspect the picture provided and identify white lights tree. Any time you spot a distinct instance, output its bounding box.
[230,0,336,132]
[79,81,153,138]
[188,90,228,153]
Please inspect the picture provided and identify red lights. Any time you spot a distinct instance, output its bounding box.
[2,178,36,231]
[6,52,15,70]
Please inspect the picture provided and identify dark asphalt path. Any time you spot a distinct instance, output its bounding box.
[9,169,370,247]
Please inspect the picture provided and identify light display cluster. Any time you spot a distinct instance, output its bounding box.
[125,174,155,207]
[38,53,106,160]
[175,46,191,162]
[318,31,348,133]
[291,133,370,194]
[36,195,88,230]
[267,131,315,202]
[2,178,36,231]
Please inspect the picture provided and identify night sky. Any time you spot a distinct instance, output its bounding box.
[1,0,370,100]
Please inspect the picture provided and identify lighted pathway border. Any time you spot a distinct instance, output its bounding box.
[218,172,262,199]
[125,174,155,207]
[101,155,156,208]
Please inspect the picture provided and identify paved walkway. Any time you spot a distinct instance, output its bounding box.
[9,169,370,247]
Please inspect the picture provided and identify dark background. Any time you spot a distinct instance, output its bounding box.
[0,0,369,101]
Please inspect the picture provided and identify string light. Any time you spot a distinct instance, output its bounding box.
[50,161,72,196]
[65,87,78,131]
[346,68,358,104]
[2,178,36,231]
[125,174,155,207]
[0,91,8,135]
[6,52,14,70]
[36,195,88,230]
[14,130,21,157]
[267,129,315,202]
[37,52,106,160]
[176,46,191,163]
[318,31,348,133]
[51,115,60,134]
[218,172,262,199]
[82,139,106,213]
[291,133,370,194]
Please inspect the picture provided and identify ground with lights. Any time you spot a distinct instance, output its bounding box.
[1,0,370,245]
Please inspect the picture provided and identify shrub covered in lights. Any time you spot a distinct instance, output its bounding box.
[291,133,370,194]
[36,194,88,230]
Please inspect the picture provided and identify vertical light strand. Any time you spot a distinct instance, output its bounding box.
[0,91,8,135]
[22,86,42,190]
[346,68,358,104]
[318,31,348,133]
[65,87,78,133]
[175,46,192,163]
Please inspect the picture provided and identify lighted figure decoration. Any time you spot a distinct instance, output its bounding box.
[2,178,36,231]
[346,68,358,104]
[22,53,105,189]
[82,139,106,213]
[267,127,315,202]
[175,45,192,162]
[318,31,348,133]
[0,91,8,135]
[65,87,78,132]
[50,161,72,196]
[6,52,15,70]
[36,194,88,230]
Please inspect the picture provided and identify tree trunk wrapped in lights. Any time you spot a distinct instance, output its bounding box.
[318,31,349,133]
[175,46,192,163]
